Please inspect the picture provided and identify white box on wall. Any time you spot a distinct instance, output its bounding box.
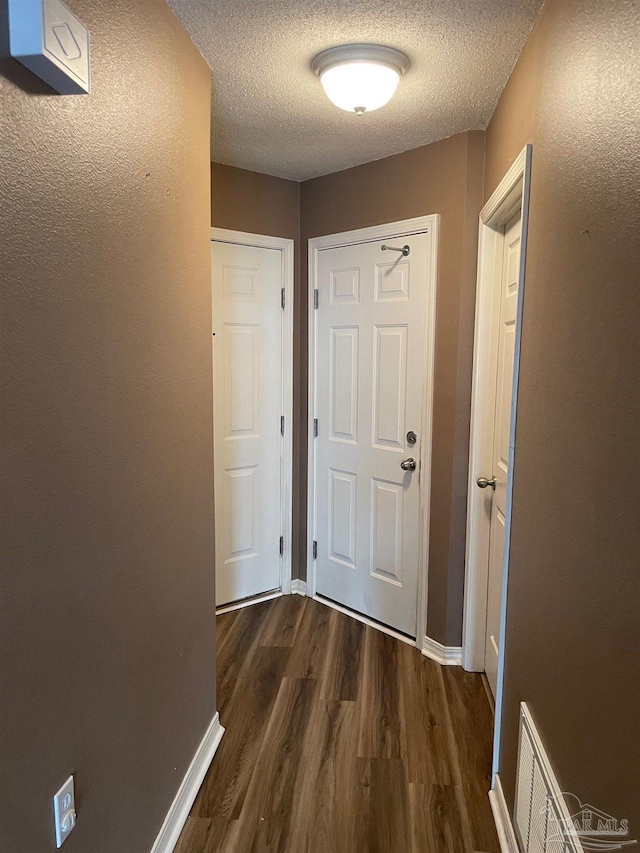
[8,0,90,94]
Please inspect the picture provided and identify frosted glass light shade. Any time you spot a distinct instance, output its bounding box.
[312,45,409,115]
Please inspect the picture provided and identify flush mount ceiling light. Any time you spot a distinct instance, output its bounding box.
[312,44,409,115]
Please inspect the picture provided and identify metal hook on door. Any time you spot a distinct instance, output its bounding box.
[381,244,410,257]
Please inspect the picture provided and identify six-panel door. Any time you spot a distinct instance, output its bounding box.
[315,234,430,637]
[211,241,283,606]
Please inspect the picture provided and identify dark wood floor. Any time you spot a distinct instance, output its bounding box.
[175,595,499,853]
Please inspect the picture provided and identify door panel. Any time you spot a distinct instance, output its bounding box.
[328,468,357,567]
[375,258,409,301]
[373,325,407,449]
[224,465,258,560]
[330,327,359,442]
[331,266,360,304]
[314,233,431,637]
[224,324,258,435]
[370,478,403,584]
[212,241,283,606]
[485,210,521,695]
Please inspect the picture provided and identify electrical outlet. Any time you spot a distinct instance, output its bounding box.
[53,776,76,847]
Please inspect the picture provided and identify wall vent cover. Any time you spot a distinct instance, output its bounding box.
[514,704,583,853]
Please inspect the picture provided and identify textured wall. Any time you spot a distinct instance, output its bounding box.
[300,131,485,645]
[0,2,214,851]
[484,0,640,832]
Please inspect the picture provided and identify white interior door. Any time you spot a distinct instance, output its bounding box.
[313,232,431,637]
[484,210,522,695]
[211,240,283,606]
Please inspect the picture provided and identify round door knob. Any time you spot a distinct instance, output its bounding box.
[401,458,417,471]
[477,476,496,490]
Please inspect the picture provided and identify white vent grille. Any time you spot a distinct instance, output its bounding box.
[514,704,582,853]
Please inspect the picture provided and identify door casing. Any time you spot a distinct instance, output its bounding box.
[307,215,439,649]
[210,227,294,603]
[461,146,532,779]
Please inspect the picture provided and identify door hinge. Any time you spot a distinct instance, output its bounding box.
[313,540,318,559]
[281,287,285,310]
[280,415,285,436]
[314,288,319,309]
[279,535,284,556]
[313,418,318,437]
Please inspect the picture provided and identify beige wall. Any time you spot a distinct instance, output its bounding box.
[300,132,485,645]
[0,2,214,851]
[484,0,640,832]
[211,162,300,240]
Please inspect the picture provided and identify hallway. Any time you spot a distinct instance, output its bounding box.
[175,596,499,852]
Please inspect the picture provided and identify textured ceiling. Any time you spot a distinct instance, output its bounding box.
[168,0,544,181]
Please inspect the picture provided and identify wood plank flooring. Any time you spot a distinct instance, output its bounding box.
[174,595,499,853]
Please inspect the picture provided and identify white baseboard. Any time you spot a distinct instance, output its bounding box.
[421,635,463,666]
[291,579,307,596]
[150,711,224,853]
[489,774,519,853]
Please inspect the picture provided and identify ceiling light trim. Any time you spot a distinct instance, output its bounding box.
[311,43,409,78]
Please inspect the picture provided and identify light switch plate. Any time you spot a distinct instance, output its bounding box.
[8,0,90,94]
[53,775,76,847]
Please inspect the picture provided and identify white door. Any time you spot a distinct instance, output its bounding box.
[211,240,283,606]
[483,210,522,695]
[314,232,431,637]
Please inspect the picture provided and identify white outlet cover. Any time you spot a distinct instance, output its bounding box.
[53,775,76,848]
[8,0,90,94]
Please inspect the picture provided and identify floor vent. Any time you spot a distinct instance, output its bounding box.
[514,704,583,853]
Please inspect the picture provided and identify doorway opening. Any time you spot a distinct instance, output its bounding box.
[462,146,532,784]
[210,228,294,610]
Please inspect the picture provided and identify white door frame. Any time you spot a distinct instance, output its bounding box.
[210,227,294,597]
[306,215,439,647]
[460,146,532,776]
